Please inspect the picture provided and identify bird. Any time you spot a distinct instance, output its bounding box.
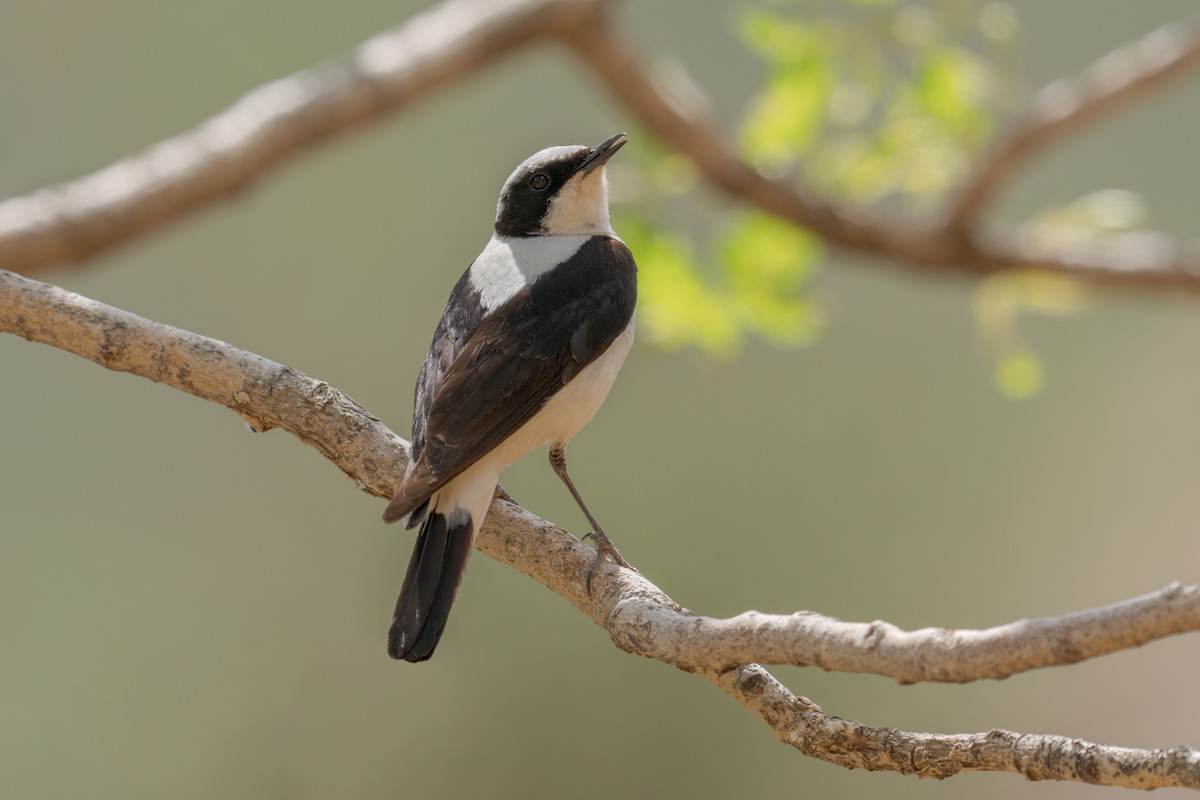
[382,133,638,662]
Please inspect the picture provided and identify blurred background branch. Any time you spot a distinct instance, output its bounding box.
[0,0,590,273]
[2,0,1199,293]
[946,20,1200,232]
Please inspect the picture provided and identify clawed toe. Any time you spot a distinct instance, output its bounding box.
[582,529,635,593]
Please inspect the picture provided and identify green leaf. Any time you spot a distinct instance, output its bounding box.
[721,213,824,347]
[736,2,1007,204]
[739,16,834,165]
[616,213,823,357]
[720,212,820,294]
[619,219,744,357]
[994,350,1044,399]
[741,66,832,165]
[912,46,991,142]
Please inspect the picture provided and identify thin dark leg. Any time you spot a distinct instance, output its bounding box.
[549,446,632,591]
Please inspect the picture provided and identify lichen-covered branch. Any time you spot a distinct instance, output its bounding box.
[3,0,1200,290]
[2,266,1197,790]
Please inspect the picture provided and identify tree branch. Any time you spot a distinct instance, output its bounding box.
[560,6,1200,289]
[947,20,1200,232]
[0,0,599,273]
[0,268,407,497]
[606,582,1200,682]
[714,664,1200,789]
[4,0,1200,292]
[3,265,1197,790]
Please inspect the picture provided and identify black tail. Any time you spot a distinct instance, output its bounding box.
[388,511,475,662]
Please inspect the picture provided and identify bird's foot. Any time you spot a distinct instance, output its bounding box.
[582,528,634,593]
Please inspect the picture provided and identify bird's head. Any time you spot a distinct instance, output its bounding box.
[494,133,628,238]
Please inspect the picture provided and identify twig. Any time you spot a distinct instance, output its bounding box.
[2,266,1197,790]
[948,20,1200,232]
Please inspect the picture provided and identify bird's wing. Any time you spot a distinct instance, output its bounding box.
[393,236,636,516]
[408,268,484,465]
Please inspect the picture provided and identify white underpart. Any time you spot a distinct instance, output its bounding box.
[541,169,614,236]
[468,234,590,312]
[426,316,637,532]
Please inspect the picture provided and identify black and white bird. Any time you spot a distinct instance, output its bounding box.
[382,133,637,662]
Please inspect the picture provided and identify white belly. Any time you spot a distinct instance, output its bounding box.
[432,316,636,526]
[493,315,635,466]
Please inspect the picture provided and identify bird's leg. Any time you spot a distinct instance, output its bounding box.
[548,446,632,592]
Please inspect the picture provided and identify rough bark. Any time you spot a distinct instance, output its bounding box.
[3,266,1197,790]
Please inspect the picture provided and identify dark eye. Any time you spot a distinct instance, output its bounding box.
[529,173,550,191]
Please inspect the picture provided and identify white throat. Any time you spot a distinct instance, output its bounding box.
[541,169,613,236]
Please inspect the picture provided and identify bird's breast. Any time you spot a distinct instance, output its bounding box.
[490,315,635,469]
[468,234,593,313]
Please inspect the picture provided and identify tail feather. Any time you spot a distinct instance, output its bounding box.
[388,510,475,662]
[405,497,430,530]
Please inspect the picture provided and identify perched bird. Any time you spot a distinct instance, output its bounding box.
[383,133,638,662]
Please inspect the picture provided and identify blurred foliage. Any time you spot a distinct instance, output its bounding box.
[630,0,1021,362]
[974,189,1156,397]
[974,270,1089,398]
[738,1,1006,201]
[621,213,823,357]
[626,0,1149,399]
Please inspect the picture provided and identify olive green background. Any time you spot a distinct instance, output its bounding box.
[2,2,1198,798]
